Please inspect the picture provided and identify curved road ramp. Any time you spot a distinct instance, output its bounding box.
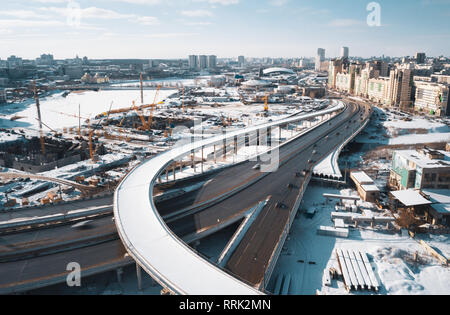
[114,101,372,295]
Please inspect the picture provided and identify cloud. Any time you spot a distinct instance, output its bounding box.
[184,21,212,26]
[106,0,163,4]
[270,0,289,6]
[192,0,239,5]
[329,19,365,27]
[0,19,64,28]
[43,6,135,19]
[144,32,198,38]
[0,10,49,19]
[136,16,160,25]
[180,10,214,17]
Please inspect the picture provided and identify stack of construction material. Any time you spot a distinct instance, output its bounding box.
[335,249,380,292]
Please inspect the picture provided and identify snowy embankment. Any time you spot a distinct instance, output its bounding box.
[356,109,450,145]
[269,184,450,295]
[313,117,370,179]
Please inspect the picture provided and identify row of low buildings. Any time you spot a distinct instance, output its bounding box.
[350,146,450,227]
[81,73,110,84]
[388,147,450,226]
[328,58,450,116]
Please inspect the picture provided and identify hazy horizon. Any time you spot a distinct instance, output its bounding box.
[1,0,449,60]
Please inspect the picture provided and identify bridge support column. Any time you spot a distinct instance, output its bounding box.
[192,240,201,250]
[173,166,176,181]
[136,263,143,291]
[201,146,204,173]
[165,169,169,182]
[214,145,217,164]
[116,267,124,284]
[223,129,227,160]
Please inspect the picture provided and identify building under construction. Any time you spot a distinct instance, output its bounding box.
[0,136,106,173]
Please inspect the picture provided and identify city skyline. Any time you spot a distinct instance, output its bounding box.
[0,0,449,60]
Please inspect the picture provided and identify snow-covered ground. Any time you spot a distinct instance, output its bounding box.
[270,184,450,295]
[357,107,450,145]
[0,89,176,130]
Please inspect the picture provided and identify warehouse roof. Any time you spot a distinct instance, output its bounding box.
[391,190,432,207]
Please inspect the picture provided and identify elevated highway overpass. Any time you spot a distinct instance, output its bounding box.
[114,101,372,295]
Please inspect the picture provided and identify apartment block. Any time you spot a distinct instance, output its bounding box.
[389,148,450,191]
[414,81,450,116]
[367,77,391,105]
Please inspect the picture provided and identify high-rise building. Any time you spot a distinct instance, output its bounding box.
[354,68,376,98]
[389,68,413,110]
[7,55,23,68]
[199,55,208,70]
[341,47,349,59]
[415,52,426,64]
[370,60,389,77]
[315,48,325,71]
[328,58,343,89]
[208,55,217,69]
[367,77,391,105]
[238,56,245,67]
[414,81,449,116]
[189,55,198,69]
[36,54,54,66]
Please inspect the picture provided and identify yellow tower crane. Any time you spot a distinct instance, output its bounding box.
[147,84,161,130]
[264,89,269,112]
[32,81,46,156]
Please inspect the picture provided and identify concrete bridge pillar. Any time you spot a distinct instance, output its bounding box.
[136,263,143,291]
[116,267,124,284]
[201,146,204,173]
[222,129,227,159]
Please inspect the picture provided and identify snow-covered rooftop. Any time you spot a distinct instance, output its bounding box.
[422,189,450,204]
[391,190,432,207]
[242,79,272,87]
[361,184,380,192]
[351,171,374,185]
[263,67,295,75]
[395,150,450,169]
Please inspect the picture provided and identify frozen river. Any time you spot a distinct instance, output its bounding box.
[0,89,177,130]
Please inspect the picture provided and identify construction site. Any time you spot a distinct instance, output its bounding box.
[0,70,328,210]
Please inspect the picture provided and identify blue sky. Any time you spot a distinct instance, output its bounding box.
[0,0,449,60]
